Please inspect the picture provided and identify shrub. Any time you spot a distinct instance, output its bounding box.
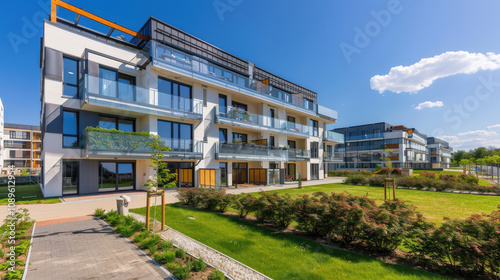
[293,193,329,237]
[175,248,186,259]
[177,188,199,206]
[344,174,367,186]
[458,173,479,185]
[131,221,146,232]
[200,189,232,212]
[355,170,373,176]
[149,244,158,255]
[192,257,207,272]
[159,240,173,250]
[233,194,258,218]
[139,234,161,249]
[105,210,122,226]
[328,170,353,177]
[114,224,135,237]
[154,250,176,264]
[419,171,436,179]
[367,176,385,187]
[256,192,295,229]
[209,269,226,280]
[94,208,105,218]
[123,216,135,226]
[172,263,191,280]
[133,231,150,243]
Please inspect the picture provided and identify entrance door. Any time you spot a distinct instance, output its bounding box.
[117,163,134,190]
[99,162,116,192]
[232,163,248,184]
[286,163,296,180]
[62,160,79,195]
[311,164,319,180]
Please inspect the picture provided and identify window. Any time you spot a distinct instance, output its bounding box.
[231,101,247,111]
[158,77,192,111]
[63,56,79,98]
[270,109,275,128]
[269,162,279,169]
[303,98,314,110]
[287,116,296,130]
[269,136,275,147]
[219,94,227,115]
[158,120,193,152]
[311,164,319,180]
[219,128,227,142]
[287,140,296,149]
[62,160,79,195]
[98,115,135,132]
[220,163,227,187]
[310,120,318,137]
[63,110,79,148]
[10,151,15,158]
[310,142,319,158]
[232,133,247,143]
[99,66,136,101]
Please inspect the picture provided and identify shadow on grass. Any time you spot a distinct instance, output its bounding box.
[132,204,448,280]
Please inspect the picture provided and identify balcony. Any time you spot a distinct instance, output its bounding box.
[151,41,338,121]
[215,106,310,137]
[323,131,344,144]
[288,148,310,161]
[84,131,203,160]
[323,152,344,162]
[215,142,288,161]
[82,75,203,120]
[346,132,384,141]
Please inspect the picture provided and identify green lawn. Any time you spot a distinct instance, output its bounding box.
[132,205,449,280]
[0,184,60,204]
[412,169,462,175]
[258,183,500,225]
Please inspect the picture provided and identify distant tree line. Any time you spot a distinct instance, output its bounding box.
[451,147,500,167]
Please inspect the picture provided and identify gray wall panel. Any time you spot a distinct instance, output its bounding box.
[44,48,63,81]
[79,160,99,194]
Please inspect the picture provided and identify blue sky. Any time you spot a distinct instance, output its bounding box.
[1,0,499,150]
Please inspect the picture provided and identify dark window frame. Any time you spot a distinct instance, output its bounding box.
[63,56,80,98]
[310,119,319,137]
[219,128,228,143]
[98,114,136,132]
[218,94,227,115]
[62,109,79,148]
[232,132,247,143]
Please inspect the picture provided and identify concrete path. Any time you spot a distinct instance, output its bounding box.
[0,178,345,222]
[26,217,170,280]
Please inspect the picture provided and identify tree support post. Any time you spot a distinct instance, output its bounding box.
[146,189,166,232]
[384,178,396,201]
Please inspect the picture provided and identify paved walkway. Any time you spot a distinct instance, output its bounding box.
[27,217,171,280]
[0,178,345,222]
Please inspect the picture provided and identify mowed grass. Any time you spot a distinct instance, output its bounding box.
[412,169,462,175]
[260,183,500,225]
[0,184,60,204]
[132,205,449,280]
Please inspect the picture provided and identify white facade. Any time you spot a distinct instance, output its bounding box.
[0,98,3,172]
[40,19,342,197]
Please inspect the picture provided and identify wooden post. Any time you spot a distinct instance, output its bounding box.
[392,179,396,200]
[145,192,151,231]
[161,190,165,231]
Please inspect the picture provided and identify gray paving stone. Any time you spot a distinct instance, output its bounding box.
[26,218,170,280]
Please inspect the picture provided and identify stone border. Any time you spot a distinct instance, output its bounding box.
[21,221,36,280]
[129,213,272,280]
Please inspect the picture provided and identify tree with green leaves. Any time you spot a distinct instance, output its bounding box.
[142,135,177,191]
[19,169,29,176]
[381,146,394,178]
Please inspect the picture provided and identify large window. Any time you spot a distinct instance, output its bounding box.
[232,133,247,143]
[219,94,227,115]
[8,131,30,140]
[310,120,318,137]
[99,66,136,101]
[63,56,79,98]
[4,141,30,149]
[158,77,192,111]
[63,110,78,148]
[310,142,319,158]
[311,164,319,180]
[220,163,227,187]
[98,115,135,132]
[62,160,79,195]
[219,128,227,142]
[158,120,193,152]
[99,162,135,192]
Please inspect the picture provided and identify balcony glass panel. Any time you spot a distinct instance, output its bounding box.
[323,131,345,143]
[216,142,288,161]
[83,75,202,116]
[346,133,384,141]
[323,152,344,162]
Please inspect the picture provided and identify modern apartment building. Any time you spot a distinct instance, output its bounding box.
[40,3,343,197]
[427,137,452,168]
[331,122,452,170]
[0,99,3,172]
[2,123,42,176]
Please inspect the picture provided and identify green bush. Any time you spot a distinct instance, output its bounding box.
[367,176,385,187]
[5,269,24,280]
[139,234,162,250]
[192,257,207,272]
[232,194,258,218]
[209,269,226,280]
[114,224,135,237]
[256,192,295,229]
[418,171,437,179]
[293,193,329,237]
[328,170,353,177]
[159,240,173,250]
[154,250,176,264]
[175,248,186,259]
[177,188,199,206]
[130,221,146,232]
[149,244,158,255]
[344,174,368,186]
[133,230,150,243]
[458,173,479,184]
[172,263,191,280]
[94,208,105,218]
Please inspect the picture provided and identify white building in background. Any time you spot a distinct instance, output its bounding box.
[0,98,4,172]
[39,4,343,197]
[2,124,42,176]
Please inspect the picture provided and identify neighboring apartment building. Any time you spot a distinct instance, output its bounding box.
[40,5,343,197]
[427,137,452,168]
[331,122,452,170]
[2,123,42,176]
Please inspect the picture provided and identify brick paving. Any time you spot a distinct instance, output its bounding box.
[26,218,171,280]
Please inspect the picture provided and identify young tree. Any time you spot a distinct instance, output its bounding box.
[381,146,394,178]
[142,135,177,191]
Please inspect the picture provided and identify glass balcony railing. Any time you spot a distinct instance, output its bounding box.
[288,148,310,161]
[323,131,345,143]
[217,106,310,135]
[84,131,203,159]
[346,133,384,141]
[152,41,339,119]
[323,152,344,162]
[82,75,203,118]
[215,142,288,161]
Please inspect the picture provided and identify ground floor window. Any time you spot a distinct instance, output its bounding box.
[62,160,79,195]
[286,163,296,180]
[220,163,227,187]
[163,162,194,188]
[311,163,319,180]
[232,163,247,184]
[99,162,135,192]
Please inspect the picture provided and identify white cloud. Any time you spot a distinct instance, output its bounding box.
[487,124,500,129]
[370,51,500,93]
[457,130,497,137]
[415,101,444,110]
